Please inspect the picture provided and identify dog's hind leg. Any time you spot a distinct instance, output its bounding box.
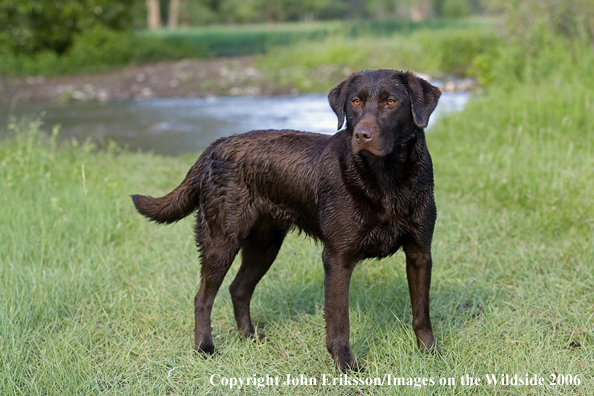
[194,235,240,355]
[229,220,287,338]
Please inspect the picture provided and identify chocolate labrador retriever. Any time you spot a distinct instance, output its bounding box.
[132,69,441,371]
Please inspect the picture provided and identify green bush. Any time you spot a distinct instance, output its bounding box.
[468,0,594,90]
[487,0,594,45]
[0,0,133,56]
[415,28,502,77]
[466,26,593,90]
[441,0,471,18]
[0,28,202,76]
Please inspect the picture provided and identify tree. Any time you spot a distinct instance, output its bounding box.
[146,0,162,29]
[168,0,180,28]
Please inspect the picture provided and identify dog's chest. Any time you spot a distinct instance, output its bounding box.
[358,207,412,258]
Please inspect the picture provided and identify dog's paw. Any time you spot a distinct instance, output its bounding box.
[195,342,216,357]
[428,345,443,356]
[338,360,365,373]
[238,328,266,340]
[418,340,442,356]
[415,330,440,355]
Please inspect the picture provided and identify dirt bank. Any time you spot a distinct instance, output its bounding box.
[0,56,300,106]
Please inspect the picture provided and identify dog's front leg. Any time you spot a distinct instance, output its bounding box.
[403,241,437,353]
[322,248,361,372]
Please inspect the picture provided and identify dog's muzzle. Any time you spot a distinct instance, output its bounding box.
[352,125,387,156]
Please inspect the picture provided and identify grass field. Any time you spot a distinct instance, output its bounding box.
[2,47,593,394]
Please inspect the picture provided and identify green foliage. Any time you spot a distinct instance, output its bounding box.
[468,0,594,89]
[415,26,501,76]
[256,35,422,92]
[139,18,471,58]
[255,20,501,92]
[176,0,439,25]
[441,0,471,18]
[487,0,594,45]
[1,17,494,77]
[0,0,134,56]
[0,0,154,76]
[255,0,594,91]
[137,21,339,58]
[0,28,201,76]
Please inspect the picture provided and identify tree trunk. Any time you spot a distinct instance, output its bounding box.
[410,1,434,21]
[168,0,180,29]
[146,0,162,30]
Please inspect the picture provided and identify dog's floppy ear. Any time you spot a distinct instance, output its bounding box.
[403,71,441,129]
[328,74,355,130]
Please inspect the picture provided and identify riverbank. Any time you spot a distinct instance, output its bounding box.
[0,56,282,106]
[0,55,477,106]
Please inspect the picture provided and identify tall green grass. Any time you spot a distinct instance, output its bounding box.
[2,47,593,393]
[136,21,343,58]
[255,22,501,92]
[140,17,489,58]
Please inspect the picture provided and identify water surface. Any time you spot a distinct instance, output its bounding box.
[1,92,469,156]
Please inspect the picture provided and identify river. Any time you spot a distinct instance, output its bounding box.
[1,91,469,156]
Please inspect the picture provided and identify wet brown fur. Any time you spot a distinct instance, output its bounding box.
[132,69,442,371]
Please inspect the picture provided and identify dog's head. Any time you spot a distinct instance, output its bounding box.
[328,69,441,157]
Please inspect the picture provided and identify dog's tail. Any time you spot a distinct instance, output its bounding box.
[131,166,201,224]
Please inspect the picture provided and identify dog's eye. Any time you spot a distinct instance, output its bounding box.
[387,99,397,106]
[352,99,361,106]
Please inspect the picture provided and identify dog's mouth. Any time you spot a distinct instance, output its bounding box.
[351,125,394,157]
[354,145,388,157]
[352,136,392,157]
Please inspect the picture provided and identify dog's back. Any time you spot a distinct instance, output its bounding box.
[134,128,336,237]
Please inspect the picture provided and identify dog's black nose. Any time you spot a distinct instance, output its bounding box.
[354,127,373,143]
